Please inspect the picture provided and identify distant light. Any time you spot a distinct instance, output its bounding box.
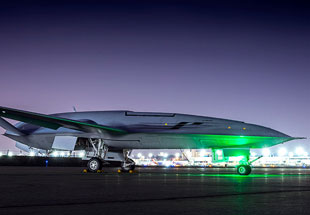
[8,151,13,157]
[60,151,65,157]
[216,150,222,156]
[137,153,142,158]
[148,153,153,158]
[29,151,35,157]
[53,151,59,157]
[79,151,85,158]
[163,160,171,167]
[288,152,294,157]
[295,147,305,156]
[185,150,192,158]
[228,156,244,162]
[175,153,180,158]
[243,127,246,130]
[164,123,168,126]
[200,149,206,157]
[250,151,257,157]
[164,153,168,158]
[227,126,231,129]
[159,152,164,156]
[262,148,270,157]
[0,152,2,157]
[278,148,287,157]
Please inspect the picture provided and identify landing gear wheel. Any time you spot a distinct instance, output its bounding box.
[237,165,251,175]
[120,160,135,172]
[87,157,102,173]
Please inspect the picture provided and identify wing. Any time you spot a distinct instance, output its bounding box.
[0,106,126,133]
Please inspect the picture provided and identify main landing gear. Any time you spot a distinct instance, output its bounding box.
[87,157,102,173]
[85,139,135,173]
[121,158,135,172]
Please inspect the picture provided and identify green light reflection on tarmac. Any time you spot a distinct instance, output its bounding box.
[183,173,309,178]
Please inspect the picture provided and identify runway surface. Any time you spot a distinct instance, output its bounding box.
[0,167,309,215]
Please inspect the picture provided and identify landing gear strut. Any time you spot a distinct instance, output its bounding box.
[86,139,106,172]
[120,150,135,172]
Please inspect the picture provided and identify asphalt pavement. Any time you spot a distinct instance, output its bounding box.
[0,166,309,215]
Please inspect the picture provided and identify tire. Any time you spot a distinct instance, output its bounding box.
[237,165,251,175]
[128,163,135,171]
[87,157,102,173]
[121,161,135,172]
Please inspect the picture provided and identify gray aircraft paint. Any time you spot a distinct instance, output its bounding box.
[0,109,296,151]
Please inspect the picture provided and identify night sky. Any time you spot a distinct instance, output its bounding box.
[0,0,309,153]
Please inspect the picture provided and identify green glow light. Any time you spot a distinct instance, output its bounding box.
[128,172,310,178]
[180,173,310,178]
[194,134,292,148]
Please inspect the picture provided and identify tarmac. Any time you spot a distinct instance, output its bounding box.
[0,166,309,215]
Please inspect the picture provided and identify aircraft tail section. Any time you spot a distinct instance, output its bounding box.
[0,117,25,136]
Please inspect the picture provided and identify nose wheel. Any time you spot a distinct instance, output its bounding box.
[237,165,251,175]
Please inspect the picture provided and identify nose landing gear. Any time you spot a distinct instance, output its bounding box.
[236,165,252,175]
[236,155,262,175]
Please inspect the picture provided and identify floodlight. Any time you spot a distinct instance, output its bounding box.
[278,148,287,157]
[295,147,304,156]
[216,150,222,156]
[250,151,257,157]
[262,148,270,157]
[200,149,206,157]
[79,151,85,158]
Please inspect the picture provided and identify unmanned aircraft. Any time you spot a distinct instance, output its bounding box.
[0,106,302,175]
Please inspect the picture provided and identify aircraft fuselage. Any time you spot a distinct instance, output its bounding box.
[4,111,293,150]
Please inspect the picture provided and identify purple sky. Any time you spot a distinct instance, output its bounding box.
[0,0,309,153]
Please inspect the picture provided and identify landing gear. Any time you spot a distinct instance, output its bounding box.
[236,155,262,175]
[121,158,135,172]
[86,139,106,172]
[87,157,102,172]
[85,138,136,173]
[120,149,135,172]
[236,165,251,175]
